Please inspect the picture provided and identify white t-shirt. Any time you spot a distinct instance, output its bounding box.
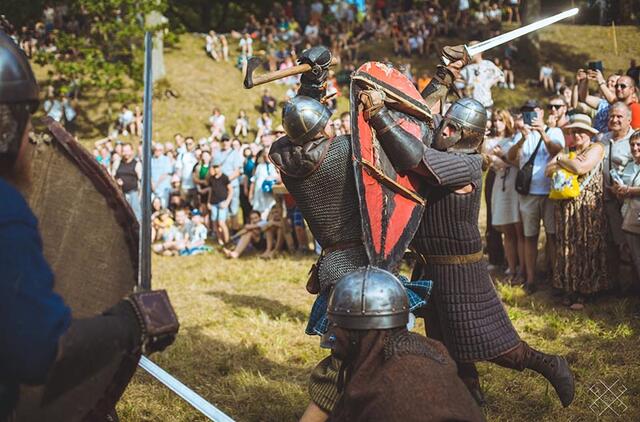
[515,127,565,195]
[460,60,504,108]
[459,0,470,11]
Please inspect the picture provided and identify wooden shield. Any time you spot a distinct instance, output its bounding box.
[350,62,430,270]
[15,117,140,422]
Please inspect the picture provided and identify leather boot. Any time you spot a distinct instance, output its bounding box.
[492,341,575,407]
[458,362,486,407]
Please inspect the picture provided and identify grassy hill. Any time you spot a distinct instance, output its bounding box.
[33,24,640,147]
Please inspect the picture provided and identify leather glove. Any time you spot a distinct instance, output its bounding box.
[124,289,180,355]
[358,89,386,121]
[441,44,470,67]
[298,46,332,85]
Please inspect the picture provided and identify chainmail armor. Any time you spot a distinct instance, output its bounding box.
[270,134,367,291]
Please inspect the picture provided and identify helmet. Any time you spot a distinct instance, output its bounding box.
[433,97,486,153]
[328,266,409,330]
[0,30,39,109]
[0,29,39,159]
[282,95,332,145]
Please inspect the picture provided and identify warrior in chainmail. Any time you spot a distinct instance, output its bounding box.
[323,267,484,422]
[269,46,370,420]
[359,82,576,408]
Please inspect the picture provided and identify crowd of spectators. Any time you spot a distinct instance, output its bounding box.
[482,62,640,310]
[9,2,640,306]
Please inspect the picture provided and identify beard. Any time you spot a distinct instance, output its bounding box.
[0,145,32,193]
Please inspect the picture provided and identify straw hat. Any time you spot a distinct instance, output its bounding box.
[564,114,599,135]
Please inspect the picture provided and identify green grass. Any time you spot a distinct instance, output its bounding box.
[117,253,640,422]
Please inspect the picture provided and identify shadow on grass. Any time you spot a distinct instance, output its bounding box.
[139,327,313,422]
[207,290,308,322]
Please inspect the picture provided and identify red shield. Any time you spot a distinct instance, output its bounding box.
[350,62,431,270]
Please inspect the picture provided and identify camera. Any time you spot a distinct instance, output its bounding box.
[588,61,604,72]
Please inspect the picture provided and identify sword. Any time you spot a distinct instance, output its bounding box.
[443,7,579,64]
[136,32,235,422]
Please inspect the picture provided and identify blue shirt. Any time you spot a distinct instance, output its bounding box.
[151,154,173,191]
[213,149,243,188]
[0,179,71,387]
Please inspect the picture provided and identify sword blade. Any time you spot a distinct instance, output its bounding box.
[139,32,153,290]
[139,356,236,422]
[467,8,579,57]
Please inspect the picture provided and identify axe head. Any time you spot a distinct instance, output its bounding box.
[243,57,263,89]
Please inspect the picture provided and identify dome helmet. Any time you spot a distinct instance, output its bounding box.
[433,97,487,154]
[0,28,40,159]
[327,266,409,330]
[282,95,332,146]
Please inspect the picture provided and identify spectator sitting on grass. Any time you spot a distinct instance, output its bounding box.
[223,210,267,259]
[153,208,192,256]
[152,208,173,242]
[234,109,250,138]
[209,107,226,141]
[261,88,277,114]
[117,104,136,135]
[539,62,554,93]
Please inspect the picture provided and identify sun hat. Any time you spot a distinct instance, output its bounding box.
[564,114,599,135]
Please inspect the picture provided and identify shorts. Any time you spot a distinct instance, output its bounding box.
[209,202,228,222]
[287,207,305,228]
[518,194,555,237]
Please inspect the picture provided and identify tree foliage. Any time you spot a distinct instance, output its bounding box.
[26,1,169,120]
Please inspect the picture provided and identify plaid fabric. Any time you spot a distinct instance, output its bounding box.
[305,277,433,336]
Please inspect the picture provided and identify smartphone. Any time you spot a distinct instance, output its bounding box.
[588,61,604,72]
[522,111,537,126]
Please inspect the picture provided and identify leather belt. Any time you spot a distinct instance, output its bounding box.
[416,250,484,265]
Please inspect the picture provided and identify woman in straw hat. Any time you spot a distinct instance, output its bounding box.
[546,114,609,309]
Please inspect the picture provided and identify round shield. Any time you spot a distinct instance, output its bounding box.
[15,117,140,422]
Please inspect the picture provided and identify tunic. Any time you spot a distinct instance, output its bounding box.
[411,149,520,362]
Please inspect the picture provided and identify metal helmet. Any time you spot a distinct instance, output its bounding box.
[328,266,409,330]
[282,95,332,146]
[433,97,487,154]
[0,29,39,159]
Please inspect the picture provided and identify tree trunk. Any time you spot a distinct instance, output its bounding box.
[215,0,231,31]
[518,0,542,67]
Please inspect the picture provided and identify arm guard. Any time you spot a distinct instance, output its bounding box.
[298,79,326,101]
[368,107,425,173]
[420,65,456,111]
[421,149,482,188]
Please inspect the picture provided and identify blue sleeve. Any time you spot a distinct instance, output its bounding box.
[0,221,71,384]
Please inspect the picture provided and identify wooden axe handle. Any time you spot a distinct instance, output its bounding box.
[251,57,338,88]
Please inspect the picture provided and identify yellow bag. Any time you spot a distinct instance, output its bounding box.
[549,152,581,200]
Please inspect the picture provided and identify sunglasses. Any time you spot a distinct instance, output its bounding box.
[615,84,628,89]
[547,104,564,110]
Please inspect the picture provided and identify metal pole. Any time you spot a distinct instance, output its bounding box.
[139,356,236,422]
[136,31,234,422]
[139,31,153,291]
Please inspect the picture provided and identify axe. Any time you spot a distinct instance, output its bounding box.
[243,56,338,89]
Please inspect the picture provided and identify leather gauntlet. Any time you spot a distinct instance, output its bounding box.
[125,290,179,355]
